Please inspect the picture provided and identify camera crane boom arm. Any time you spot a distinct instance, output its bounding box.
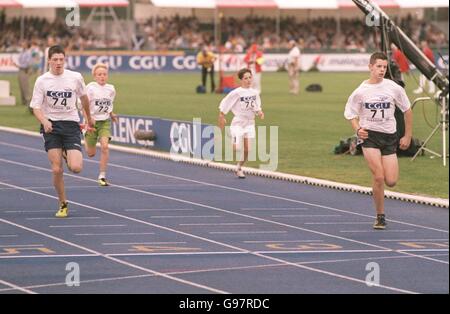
[351,0,449,94]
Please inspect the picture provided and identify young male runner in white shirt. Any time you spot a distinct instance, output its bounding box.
[83,63,117,186]
[344,52,413,229]
[218,68,265,178]
[30,45,94,218]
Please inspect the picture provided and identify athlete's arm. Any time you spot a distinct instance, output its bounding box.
[399,109,413,150]
[110,112,118,123]
[218,112,227,130]
[79,95,95,128]
[350,118,368,139]
[32,108,52,133]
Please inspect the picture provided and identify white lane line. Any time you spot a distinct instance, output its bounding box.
[4,210,78,213]
[243,240,324,243]
[0,171,439,291]
[1,181,420,293]
[0,159,446,268]
[150,215,222,218]
[0,184,200,191]
[74,232,155,236]
[94,155,447,233]
[272,214,342,218]
[133,183,204,186]
[0,185,98,190]
[102,242,187,246]
[0,274,157,293]
[106,249,391,256]
[0,252,447,294]
[0,217,228,294]
[209,231,287,235]
[241,208,309,211]
[27,217,100,220]
[300,253,449,265]
[0,235,18,238]
[124,208,194,212]
[0,244,43,248]
[398,249,449,252]
[1,142,446,234]
[179,223,254,226]
[399,251,449,264]
[108,251,243,257]
[305,222,372,225]
[49,225,126,228]
[340,230,416,233]
[0,254,99,259]
[253,249,391,254]
[0,279,36,294]
[379,239,449,242]
[0,249,390,258]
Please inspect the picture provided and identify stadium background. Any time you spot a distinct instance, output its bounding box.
[0,0,448,199]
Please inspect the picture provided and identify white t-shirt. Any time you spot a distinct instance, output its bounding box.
[344,79,411,134]
[30,69,87,122]
[288,46,301,64]
[86,82,116,121]
[219,87,262,126]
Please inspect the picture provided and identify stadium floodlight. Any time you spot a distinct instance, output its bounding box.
[352,0,449,166]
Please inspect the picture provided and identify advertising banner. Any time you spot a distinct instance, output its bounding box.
[110,114,215,159]
[1,52,447,73]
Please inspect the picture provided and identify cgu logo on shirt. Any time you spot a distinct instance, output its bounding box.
[47,90,73,107]
[240,96,257,102]
[240,95,257,110]
[95,98,111,113]
[47,91,73,98]
[364,102,391,109]
[95,99,111,107]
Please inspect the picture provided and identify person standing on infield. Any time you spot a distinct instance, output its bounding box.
[196,45,216,93]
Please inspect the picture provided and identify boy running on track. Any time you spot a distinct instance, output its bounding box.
[30,45,94,218]
[218,68,264,178]
[83,63,117,186]
[344,52,413,229]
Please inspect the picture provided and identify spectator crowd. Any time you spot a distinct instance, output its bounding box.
[0,10,447,53]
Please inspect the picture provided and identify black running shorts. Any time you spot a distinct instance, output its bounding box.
[40,120,82,152]
[361,130,398,156]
